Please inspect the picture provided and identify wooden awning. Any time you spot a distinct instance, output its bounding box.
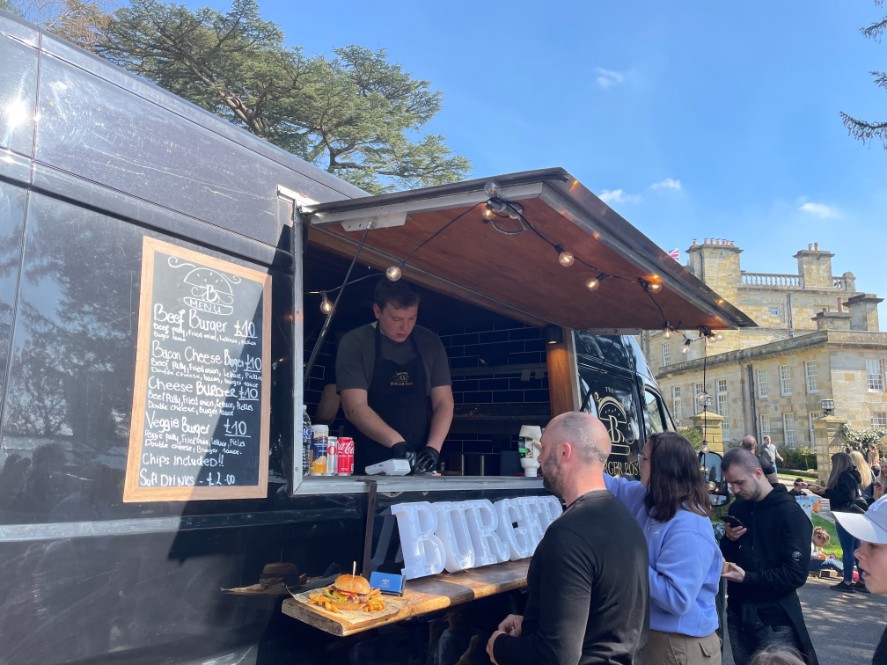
[302,168,754,332]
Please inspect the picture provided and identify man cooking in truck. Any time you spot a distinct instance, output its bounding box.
[336,279,453,474]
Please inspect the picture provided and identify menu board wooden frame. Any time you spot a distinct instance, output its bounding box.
[124,237,272,502]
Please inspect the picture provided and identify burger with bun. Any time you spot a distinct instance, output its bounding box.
[308,574,384,613]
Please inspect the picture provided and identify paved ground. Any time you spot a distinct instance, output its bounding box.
[720,477,886,664]
[721,575,886,665]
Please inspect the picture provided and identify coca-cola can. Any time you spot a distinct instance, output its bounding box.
[336,437,354,476]
[324,436,338,476]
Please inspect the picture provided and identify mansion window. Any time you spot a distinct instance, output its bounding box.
[694,383,705,414]
[805,362,818,394]
[717,379,729,432]
[783,413,796,448]
[662,343,670,368]
[760,414,771,440]
[671,386,682,423]
[873,412,887,428]
[757,369,768,398]
[867,359,885,392]
[779,365,792,396]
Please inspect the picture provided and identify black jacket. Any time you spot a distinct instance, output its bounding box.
[822,468,861,512]
[721,484,818,665]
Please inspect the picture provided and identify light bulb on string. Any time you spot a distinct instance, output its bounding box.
[320,292,334,314]
[585,276,600,291]
[648,281,663,294]
[664,326,672,339]
[681,340,691,354]
[555,245,574,267]
[482,204,495,219]
[386,264,403,281]
[716,332,725,342]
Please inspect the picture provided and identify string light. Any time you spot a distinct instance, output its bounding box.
[681,339,691,354]
[585,274,605,291]
[556,245,575,267]
[319,292,334,314]
[639,277,663,294]
[386,264,403,281]
[663,323,672,339]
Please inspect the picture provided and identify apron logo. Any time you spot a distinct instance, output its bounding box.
[390,371,414,387]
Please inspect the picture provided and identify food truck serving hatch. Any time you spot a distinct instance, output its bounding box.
[303,168,754,333]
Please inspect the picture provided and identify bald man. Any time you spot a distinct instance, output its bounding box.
[741,435,778,483]
[486,412,649,665]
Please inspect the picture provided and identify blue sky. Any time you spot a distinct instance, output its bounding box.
[192,0,887,327]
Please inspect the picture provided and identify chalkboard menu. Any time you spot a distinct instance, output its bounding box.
[124,238,272,502]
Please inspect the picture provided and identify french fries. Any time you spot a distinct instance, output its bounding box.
[306,586,386,613]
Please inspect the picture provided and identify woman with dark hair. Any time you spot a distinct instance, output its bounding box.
[606,431,722,664]
[805,452,865,592]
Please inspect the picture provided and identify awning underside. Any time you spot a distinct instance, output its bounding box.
[305,169,754,332]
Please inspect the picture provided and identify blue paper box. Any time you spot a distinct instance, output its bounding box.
[369,571,405,595]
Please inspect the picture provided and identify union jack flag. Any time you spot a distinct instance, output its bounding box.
[668,248,680,261]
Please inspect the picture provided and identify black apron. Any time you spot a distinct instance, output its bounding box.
[352,326,430,474]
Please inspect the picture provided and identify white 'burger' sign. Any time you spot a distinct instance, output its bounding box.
[391,496,563,580]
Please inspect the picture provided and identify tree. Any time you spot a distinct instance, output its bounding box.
[6,0,114,50]
[94,0,469,193]
[842,1,887,148]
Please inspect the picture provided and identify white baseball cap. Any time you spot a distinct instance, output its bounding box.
[835,496,887,544]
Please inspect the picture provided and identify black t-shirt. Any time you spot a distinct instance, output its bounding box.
[493,490,649,665]
[335,322,450,394]
[875,627,887,665]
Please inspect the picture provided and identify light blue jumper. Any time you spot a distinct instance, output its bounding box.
[605,474,721,637]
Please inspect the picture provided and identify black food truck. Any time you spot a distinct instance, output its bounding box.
[0,12,753,665]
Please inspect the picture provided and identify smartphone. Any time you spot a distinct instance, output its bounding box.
[721,515,746,529]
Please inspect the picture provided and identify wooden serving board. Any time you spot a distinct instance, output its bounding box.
[283,590,409,636]
[281,559,530,637]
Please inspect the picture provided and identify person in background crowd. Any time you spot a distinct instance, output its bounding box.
[789,479,807,497]
[747,646,805,665]
[762,436,784,475]
[851,450,876,504]
[803,452,866,593]
[808,526,843,576]
[605,431,722,664]
[486,412,649,665]
[720,449,817,665]
[833,495,887,665]
[868,445,881,476]
[336,279,453,474]
[741,435,778,483]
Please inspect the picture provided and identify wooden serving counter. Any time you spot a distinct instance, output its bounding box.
[281,559,530,637]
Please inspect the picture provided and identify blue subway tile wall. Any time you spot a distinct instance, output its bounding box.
[439,323,551,473]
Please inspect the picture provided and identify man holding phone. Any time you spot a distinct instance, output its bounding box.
[719,448,817,665]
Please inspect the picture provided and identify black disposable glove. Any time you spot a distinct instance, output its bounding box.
[390,442,412,459]
[413,446,440,474]
[390,441,416,469]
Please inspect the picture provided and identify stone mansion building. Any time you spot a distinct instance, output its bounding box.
[640,240,887,449]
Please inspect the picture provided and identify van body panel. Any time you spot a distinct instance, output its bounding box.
[0,11,708,665]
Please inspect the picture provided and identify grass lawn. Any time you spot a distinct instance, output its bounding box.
[813,514,843,557]
[780,470,818,481]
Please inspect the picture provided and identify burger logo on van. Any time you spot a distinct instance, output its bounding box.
[595,394,631,457]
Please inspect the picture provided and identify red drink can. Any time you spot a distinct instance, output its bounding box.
[337,437,354,476]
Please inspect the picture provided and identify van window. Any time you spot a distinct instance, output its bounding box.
[643,389,668,434]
